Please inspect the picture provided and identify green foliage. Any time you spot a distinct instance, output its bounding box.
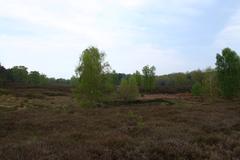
[104,72,128,86]
[191,82,203,96]
[70,76,78,87]
[216,48,240,98]
[119,79,128,100]
[142,65,156,92]
[39,74,48,85]
[10,66,28,84]
[102,73,116,94]
[133,70,142,88]
[128,76,140,99]
[173,73,191,88]
[0,65,7,87]
[28,71,41,85]
[156,72,192,93]
[119,76,139,101]
[192,68,219,99]
[75,46,113,107]
[110,70,118,86]
[191,70,204,84]
[48,78,70,86]
[0,65,72,87]
[202,68,219,98]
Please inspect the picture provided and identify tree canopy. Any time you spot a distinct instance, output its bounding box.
[75,46,112,107]
[0,65,70,87]
[142,65,156,92]
[216,48,240,98]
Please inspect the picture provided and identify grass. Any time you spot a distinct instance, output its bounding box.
[0,87,240,159]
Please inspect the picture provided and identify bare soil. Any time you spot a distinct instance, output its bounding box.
[0,87,240,160]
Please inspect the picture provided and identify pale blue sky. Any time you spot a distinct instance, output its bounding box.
[1,0,240,78]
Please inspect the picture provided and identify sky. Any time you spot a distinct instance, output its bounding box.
[1,0,240,78]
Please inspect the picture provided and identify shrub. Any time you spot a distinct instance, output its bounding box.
[119,76,139,101]
[191,82,202,96]
[202,68,219,99]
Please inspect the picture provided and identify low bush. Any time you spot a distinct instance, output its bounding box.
[191,82,203,96]
[119,76,139,101]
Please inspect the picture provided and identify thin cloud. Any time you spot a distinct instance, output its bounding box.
[0,0,223,78]
[215,9,240,51]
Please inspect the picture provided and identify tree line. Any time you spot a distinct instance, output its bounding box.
[191,48,240,99]
[1,47,239,107]
[73,47,240,107]
[0,65,70,87]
